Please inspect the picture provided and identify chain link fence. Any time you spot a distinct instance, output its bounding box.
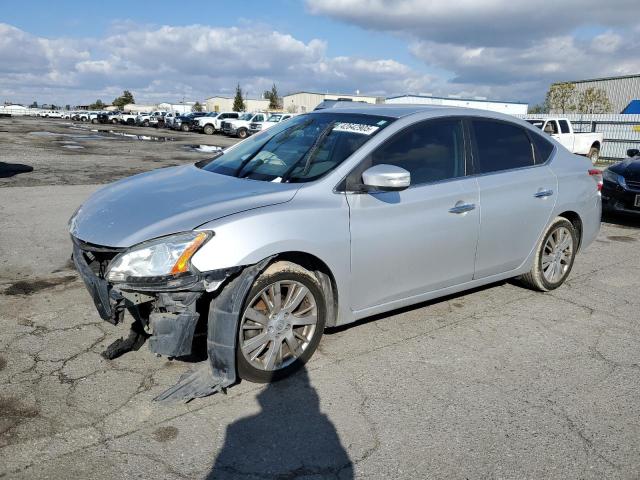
[517,114,640,164]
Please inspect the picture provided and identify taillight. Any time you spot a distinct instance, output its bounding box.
[588,169,602,191]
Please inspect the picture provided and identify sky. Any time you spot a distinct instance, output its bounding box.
[1,0,639,107]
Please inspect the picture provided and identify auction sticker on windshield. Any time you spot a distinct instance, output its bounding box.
[333,122,379,135]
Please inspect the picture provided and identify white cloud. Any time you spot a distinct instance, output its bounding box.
[307,0,640,102]
[306,0,639,46]
[0,22,433,106]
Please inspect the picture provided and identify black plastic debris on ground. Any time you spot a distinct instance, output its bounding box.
[0,162,34,178]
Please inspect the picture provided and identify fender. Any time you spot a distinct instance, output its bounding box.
[155,256,273,402]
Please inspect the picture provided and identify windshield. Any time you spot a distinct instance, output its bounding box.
[198,112,393,183]
[267,114,283,122]
[237,113,252,121]
[526,120,544,129]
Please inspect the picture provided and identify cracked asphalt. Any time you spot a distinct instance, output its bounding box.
[1,117,640,479]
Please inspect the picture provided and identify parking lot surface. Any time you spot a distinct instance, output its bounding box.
[1,117,639,479]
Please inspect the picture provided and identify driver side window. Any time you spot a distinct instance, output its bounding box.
[370,118,466,186]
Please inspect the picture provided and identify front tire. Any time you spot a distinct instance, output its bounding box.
[589,146,600,164]
[237,261,326,383]
[181,123,190,132]
[519,217,578,291]
[237,128,248,139]
[203,124,214,135]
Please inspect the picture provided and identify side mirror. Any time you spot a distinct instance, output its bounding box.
[361,164,410,191]
[627,148,639,158]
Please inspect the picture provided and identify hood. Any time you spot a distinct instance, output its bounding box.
[617,158,640,180]
[70,164,299,248]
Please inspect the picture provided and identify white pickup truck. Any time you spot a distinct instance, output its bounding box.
[221,112,268,138]
[526,117,603,163]
[248,113,294,135]
[197,111,241,135]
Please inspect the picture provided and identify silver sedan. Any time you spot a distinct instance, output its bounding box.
[69,104,601,400]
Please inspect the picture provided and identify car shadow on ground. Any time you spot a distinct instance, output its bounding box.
[602,211,640,229]
[0,161,34,178]
[207,366,353,479]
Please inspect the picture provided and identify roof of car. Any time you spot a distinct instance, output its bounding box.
[309,102,519,122]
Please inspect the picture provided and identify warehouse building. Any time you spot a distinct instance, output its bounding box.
[205,96,269,113]
[557,74,640,113]
[386,94,528,115]
[283,91,380,113]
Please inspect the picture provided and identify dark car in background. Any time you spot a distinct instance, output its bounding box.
[602,148,640,215]
[173,112,207,131]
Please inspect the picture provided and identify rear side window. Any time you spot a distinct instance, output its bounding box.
[529,131,554,164]
[471,119,534,173]
[370,118,466,185]
[558,120,570,134]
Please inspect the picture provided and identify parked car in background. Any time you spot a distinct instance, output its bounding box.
[526,117,604,164]
[43,111,64,119]
[248,113,294,135]
[89,111,109,124]
[173,112,207,131]
[118,113,138,125]
[73,111,90,121]
[136,111,167,127]
[163,112,179,129]
[191,112,219,133]
[602,148,640,215]
[69,105,601,399]
[149,111,168,128]
[198,111,240,135]
[107,112,122,124]
[222,112,267,138]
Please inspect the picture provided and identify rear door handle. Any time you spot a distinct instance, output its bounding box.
[534,189,554,198]
[449,202,476,214]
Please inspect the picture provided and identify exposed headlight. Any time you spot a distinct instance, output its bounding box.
[107,231,210,283]
[603,169,626,187]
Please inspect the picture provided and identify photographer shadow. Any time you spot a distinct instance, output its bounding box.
[208,366,353,479]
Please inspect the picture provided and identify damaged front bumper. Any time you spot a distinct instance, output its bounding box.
[72,236,269,401]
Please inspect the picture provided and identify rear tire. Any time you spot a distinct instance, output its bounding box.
[518,217,577,292]
[236,261,326,383]
[203,124,214,135]
[588,146,600,164]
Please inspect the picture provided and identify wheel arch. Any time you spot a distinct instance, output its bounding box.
[557,210,583,250]
[266,251,339,327]
[591,141,601,150]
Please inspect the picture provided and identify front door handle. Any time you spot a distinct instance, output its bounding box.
[449,202,476,214]
[534,189,554,198]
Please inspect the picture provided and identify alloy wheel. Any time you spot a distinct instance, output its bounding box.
[541,226,573,283]
[239,280,318,372]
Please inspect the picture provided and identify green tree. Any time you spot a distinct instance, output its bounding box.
[112,90,135,109]
[528,101,549,114]
[89,99,106,110]
[263,83,280,109]
[545,82,576,114]
[192,101,203,112]
[232,84,245,112]
[577,87,612,114]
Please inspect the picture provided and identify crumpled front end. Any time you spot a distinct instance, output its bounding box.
[71,235,265,401]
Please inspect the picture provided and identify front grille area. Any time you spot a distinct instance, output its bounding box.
[625,179,640,190]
